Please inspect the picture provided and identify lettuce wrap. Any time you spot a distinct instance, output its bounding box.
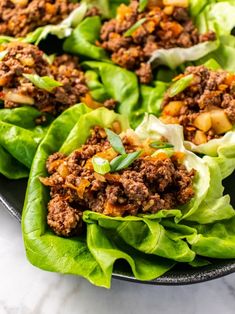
[22,105,235,288]
[62,0,235,71]
[0,0,127,46]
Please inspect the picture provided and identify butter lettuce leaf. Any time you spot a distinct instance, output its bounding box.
[0,107,51,175]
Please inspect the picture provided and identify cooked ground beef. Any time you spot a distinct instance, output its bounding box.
[0,0,79,38]
[41,126,196,236]
[0,42,89,115]
[97,0,216,84]
[161,65,235,144]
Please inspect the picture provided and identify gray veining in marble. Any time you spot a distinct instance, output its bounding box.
[1,204,235,314]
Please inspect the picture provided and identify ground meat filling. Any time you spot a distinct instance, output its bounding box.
[97,0,216,84]
[0,0,79,38]
[161,66,235,144]
[0,42,89,115]
[41,126,196,236]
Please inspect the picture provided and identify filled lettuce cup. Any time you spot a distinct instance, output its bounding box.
[0,40,140,177]
[0,1,99,44]
[22,105,235,287]
[62,0,235,84]
[0,0,127,45]
[159,64,235,162]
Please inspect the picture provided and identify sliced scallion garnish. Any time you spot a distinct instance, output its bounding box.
[105,128,126,155]
[138,0,148,12]
[150,141,174,149]
[110,151,141,172]
[23,73,62,92]
[152,148,174,158]
[92,156,111,175]
[124,18,147,37]
[168,74,194,98]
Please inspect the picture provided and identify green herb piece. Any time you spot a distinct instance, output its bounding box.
[150,141,174,149]
[92,156,110,175]
[43,53,55,65]
[105,128,126,155]
[152,148,174,158]
[138,0,148,12]
[110,151,141,172]
[168,74,194,98]
[23,74,62,92]
[0,50,8,61]
[110,154,128,171]
[124,18,147,37]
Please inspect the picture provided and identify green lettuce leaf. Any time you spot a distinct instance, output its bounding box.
[63,16,108,60]
[196,35,235,72]
[0,145,29,179]
[187,217,235,259]
[148,41,219,70]
[81,61,139,125]
[131,81,168,128]
[195,1,235,36]
[0,107,52,177]
[84,211,195,262]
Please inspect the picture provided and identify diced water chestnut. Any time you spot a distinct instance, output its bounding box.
[193,112,212,132]
[163,0,188,8]
[194,130,207,145]
[163,101,184,116]
[210,110,233,134]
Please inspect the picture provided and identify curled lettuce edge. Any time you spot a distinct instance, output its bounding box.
[148,41,219,70]
[0,144,29,179]
[0,107,50,170]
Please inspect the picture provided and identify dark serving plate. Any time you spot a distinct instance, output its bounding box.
[1,173,235,285]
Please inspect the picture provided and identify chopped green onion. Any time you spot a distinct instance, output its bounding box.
[150,141,174,149]
[23,74,62,92]
[92,156,110,175]
[0,35,17,44]
[152,148,174,158]
[138,0,148,12]
[0,50,8,61]
[124,18,147,37]
[168,74,194,98]
[110,151,141,172]
[43,53,55,65]
[110,154,128,171]
[105,128,126,155]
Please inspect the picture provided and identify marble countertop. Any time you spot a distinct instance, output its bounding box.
[1,204,235,314]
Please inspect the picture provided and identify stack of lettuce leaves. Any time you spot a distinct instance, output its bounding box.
[0,0,235,288]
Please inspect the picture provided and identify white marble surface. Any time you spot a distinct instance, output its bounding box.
[1,204,235,314]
